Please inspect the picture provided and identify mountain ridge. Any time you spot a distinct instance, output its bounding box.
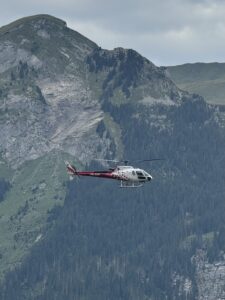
[0,14,67,33]
[167,62,225,105]
[0,14,192,168]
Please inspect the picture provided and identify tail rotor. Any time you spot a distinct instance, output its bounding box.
[65,161,79,180]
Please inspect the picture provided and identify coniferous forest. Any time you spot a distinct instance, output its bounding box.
[1,97,225,300]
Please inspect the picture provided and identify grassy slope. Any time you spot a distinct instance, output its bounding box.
[167,63,225,105]
[0,151,75,279]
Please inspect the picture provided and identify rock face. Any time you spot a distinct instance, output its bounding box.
[0,15,225,300]
[0,14,189,167]
[0,15,103,166]
[194,250,225,300]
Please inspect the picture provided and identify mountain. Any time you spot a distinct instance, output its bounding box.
[0,14,225,300]
[167,63,225,105]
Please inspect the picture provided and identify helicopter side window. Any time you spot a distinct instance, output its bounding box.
[136,171,144,176]
[132,171,135,175]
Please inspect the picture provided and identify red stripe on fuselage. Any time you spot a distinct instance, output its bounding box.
[77,171,125,181]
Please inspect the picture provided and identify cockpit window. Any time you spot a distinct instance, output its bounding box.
[136,171,144,176]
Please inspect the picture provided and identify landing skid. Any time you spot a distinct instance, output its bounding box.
[120,181,143,188]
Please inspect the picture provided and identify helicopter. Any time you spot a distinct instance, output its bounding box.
[65,159,163,188]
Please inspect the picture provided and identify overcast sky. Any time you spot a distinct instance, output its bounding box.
[1,0,225,66]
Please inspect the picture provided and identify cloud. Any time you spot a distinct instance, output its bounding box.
[1,0,225,65]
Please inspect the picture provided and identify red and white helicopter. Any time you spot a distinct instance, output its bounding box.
[65,159,162,188]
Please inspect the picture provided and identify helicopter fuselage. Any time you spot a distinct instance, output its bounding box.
[66,162,152,188]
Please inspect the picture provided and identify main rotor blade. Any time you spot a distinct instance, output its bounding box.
[135,159,165,163]
[94,159,120,163]
[118,159,164,164]
[94,158,164,165]
[95,159,133,165]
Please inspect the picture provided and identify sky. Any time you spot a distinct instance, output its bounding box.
[1,0,225,66]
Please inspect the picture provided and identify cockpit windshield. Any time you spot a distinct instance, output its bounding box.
[136,171,144,176]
